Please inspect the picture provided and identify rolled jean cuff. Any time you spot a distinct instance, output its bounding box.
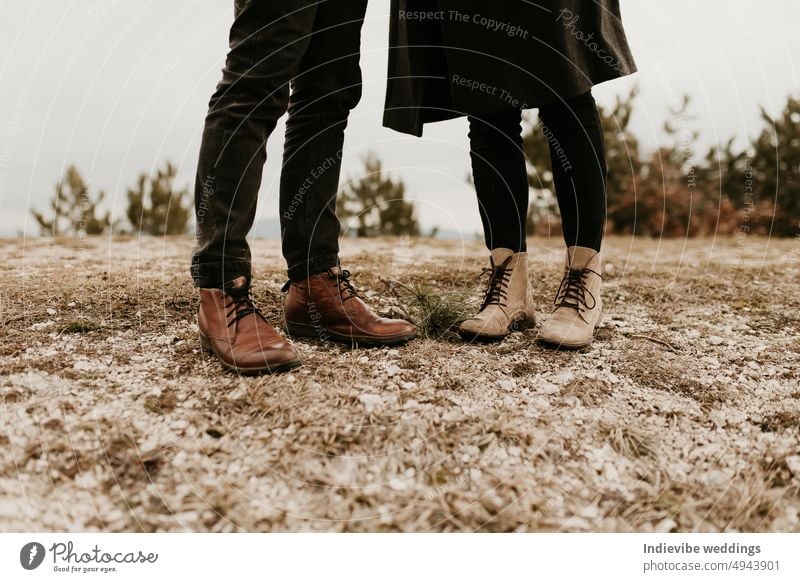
[191,260,252,288]
[287,252,339,282]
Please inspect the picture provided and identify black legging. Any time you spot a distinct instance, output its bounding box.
[468,91,607,253]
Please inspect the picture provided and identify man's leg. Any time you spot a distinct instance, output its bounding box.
[280,0,417,346]
[192,0,319,288]
[279,0,368,281]
[191,1,321,374]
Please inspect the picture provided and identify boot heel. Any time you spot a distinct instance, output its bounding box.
[199,332,214,354]
[284,321,318,339]
[510,315,536,332]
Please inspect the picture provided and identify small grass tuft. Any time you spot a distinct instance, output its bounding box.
[390,282,471,340]
[600,422,657,459]
[562,378,614,406]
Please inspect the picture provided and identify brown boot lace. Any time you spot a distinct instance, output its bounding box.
[479,256,514,311]
[223,280,269,332]
[553,268,602,323]
[328,268,360,302]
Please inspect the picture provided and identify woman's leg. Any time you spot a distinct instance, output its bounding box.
[537,91,607,350]
[467,110,529,253]
[538,91,607,252]
[460,110,535,342]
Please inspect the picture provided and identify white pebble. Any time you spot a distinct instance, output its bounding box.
[359,393,383,412]
[542,382,560,395]
[385,364,402,377]
[497,379,516,392]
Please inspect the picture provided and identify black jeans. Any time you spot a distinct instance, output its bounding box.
[191,0,368,287]
[468,92,607,253]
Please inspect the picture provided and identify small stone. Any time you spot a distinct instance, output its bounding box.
[378,506,393,525]
[385,364,402,377]
[363,483,382,496]
[172,419,189,431]
[359,393,383,412]
[46,308,57,315]
[704,470,729,487]
[709,410,726,428]
[74,472,99,488]
[655,518,677,533]
[73,359,93,371]
[497,379,516,392]
[786,456,800,476]
[530,396,551,410]
[542,382,560,395]
[602,462,619,481]
[553,371,574,384]
[726,411,748,426]
[708,336,724,346]
[442,409,461,422]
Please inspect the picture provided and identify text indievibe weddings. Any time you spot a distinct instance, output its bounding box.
[643,542,762,557]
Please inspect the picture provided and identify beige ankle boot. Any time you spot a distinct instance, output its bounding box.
[538,246,603,349]
[459,248,536,342]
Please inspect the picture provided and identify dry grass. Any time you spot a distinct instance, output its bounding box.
[0,235,799,532]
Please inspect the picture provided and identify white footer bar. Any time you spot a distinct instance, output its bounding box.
[2,533,798,581]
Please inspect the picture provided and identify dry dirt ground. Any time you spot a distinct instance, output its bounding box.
[1,235,799,532]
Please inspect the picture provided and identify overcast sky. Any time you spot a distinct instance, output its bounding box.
[1,0,798,236]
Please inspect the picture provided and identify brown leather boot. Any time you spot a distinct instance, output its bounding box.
[199,276,301,374]
[283,267,417,346]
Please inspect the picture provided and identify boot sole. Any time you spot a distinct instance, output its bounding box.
[199,332,301,376]
[458,316,535,343]
[537,336,593,351]
[537,313,603,351]
[285,321,417,347]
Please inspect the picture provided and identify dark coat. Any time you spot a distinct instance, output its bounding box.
[383,0,637,136]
